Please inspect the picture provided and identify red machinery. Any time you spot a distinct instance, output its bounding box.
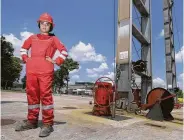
[92,77,115,116]
[134,88,176,121]
[132,88,141,107]
[92,77,177,121]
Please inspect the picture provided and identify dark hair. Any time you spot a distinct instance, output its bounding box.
[38,22,53,32]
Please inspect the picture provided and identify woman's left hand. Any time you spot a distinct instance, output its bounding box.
[46,56,56,64]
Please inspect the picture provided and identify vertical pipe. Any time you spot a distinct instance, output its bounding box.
[128,0,133,104]
[141,0,152,104]
[112,0,118,118]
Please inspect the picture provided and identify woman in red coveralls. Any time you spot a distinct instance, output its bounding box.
[15,13,68,137]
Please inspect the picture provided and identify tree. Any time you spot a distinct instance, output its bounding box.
[21,75,26,89]
[1,36,14,58]
[53,58,79,93]
[176,89,184,98]
[2,57,23,89]
[1,36,23,89]
[61,58,79,93]
[53,68,67,93]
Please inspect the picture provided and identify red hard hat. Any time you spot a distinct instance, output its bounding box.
[37,13,55,26]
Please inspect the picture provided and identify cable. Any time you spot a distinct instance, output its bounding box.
[173,2,183,63]
[132,38,141,59]
[172,1,183,89]
[133,4,141,26]
[132,4,142,60]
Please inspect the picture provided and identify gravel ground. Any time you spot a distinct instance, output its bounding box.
[1,91,183,140]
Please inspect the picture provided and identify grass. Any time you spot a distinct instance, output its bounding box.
[177,98,183,103]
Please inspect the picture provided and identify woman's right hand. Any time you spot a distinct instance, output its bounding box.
[46,56,56,64]
[25,57,30,63]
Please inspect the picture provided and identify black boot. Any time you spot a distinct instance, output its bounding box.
[39,124,54,137]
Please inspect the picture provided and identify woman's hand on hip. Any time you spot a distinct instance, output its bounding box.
[46,56,56,64]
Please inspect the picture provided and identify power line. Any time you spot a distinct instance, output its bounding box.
[173,2,183,63]
[132,4,142,60]
[133,4,141,26]
[132,39,141,59]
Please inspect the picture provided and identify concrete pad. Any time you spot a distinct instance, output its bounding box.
[1,91,183,140]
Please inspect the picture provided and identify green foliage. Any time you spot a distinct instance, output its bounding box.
[53,58,79,93]
[1,36,14,58]
[176,89,184,98]
[1,36,22,89]
[21,75,26,89]
[53,67,67,88]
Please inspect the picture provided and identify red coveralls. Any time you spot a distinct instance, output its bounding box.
[20,34,68,125]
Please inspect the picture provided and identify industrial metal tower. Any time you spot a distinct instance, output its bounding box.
[116,0,152,108]
[163,0,177,91]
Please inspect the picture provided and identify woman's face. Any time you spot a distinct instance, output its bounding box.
[40,21,51,33]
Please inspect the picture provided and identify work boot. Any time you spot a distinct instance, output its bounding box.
[39,124,54,137]
[15,120,38,131]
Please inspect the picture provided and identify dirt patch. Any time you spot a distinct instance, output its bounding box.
[1,119,16,126]
[144,123,166,129]
[62,107,78,109]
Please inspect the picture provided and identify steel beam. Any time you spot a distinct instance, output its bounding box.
[163,0,177,90]
[133,0,149,16]
[140,0,152,104]
[116,0,152,106]
[132,24,149,45]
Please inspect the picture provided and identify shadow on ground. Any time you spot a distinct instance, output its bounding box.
[1,101,27,104]
[37,120,66,127]
[1,119,16,126]
[84,112,132,121]
[1,118,66,127]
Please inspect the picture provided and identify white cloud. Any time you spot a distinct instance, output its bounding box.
[177,73,184,90]
[86,69,95,74]
[69,75,80,85]
[175,46,184,63]
[100,72,115,80]
[3,31,34,57]
[112,62,116,68]
[177,82,183,91]
[52,50,60,60]
[156,29,164,39]
[69,41,106,62]
[86,62,108,74]
[19,64,26,83]
[4,34,21,46]
[159,29,164,37]
[153,77,166,88]
[179,73,184,79]
[87,73,99,78]
[68,81,75,85]
[142,75,183,90]
[94,63,108,72]
[69,66,82,74]
[71,75,80,80]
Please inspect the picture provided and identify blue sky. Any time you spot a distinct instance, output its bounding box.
[2,0,183,88]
